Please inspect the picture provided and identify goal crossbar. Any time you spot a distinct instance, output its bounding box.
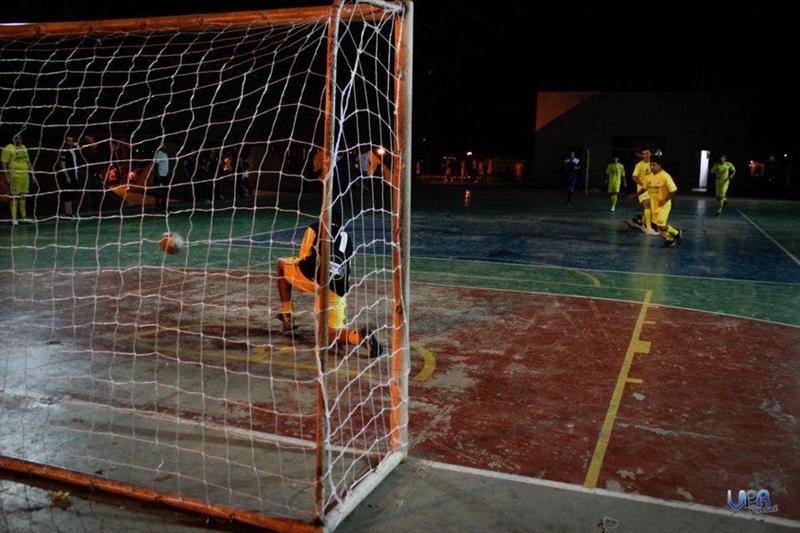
[0,2,401,38]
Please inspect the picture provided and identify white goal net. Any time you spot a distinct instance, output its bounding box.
[0,1,412,530]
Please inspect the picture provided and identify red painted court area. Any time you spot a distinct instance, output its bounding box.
[3,269,798,520]
[406,283,800,519]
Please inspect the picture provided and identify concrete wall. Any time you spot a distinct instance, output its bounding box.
[534,93,753,193]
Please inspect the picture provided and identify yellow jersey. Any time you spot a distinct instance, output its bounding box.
[606,162,625,180]
[632,160,651,192]
[647,170,677,210]
[1,143,30,173]
[710,161,735,180]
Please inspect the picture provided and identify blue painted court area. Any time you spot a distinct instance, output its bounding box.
[409,189,800,285]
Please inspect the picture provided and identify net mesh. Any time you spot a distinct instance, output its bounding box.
[0,1,409,526]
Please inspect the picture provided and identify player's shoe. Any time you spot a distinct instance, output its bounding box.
[361,328,383,358]
[274,312,298,332]
[675,229,684,246]
[663,238,677,248]
[715,211,721,217]
[610,206,615,212]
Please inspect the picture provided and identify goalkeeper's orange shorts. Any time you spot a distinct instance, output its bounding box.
[283,257,346,330]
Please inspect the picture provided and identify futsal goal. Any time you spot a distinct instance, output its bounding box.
[0,1,412,531]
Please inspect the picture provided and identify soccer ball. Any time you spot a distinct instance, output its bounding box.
[159,232,184,255]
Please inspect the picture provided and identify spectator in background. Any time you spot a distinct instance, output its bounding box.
[710,153,736,216]
[356,145,391,183]
[563,149,580,205]
[1,134,35,225]
[221,150,234,200]
[205,151,222,201]
[235,152,251,198]
[357,145,372,178]
[514,161,524,183]
[312,148,325,180]
[765,155,778,193]
[605,155,626,212]
[153,145,170,212]
[57,135,85,218]
[197,152,212,202]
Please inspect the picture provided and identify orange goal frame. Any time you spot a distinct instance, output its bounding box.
[0,1,413,531]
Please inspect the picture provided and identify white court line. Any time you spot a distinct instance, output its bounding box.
[414,254,800,286]
[738,209,800,267]
[414,280,800,329]
[420,459,800,529]
[34,395,378,458]
[6,266,798,328]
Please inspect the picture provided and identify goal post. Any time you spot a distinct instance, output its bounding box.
[0,1,412,531]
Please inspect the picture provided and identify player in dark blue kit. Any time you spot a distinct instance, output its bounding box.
[564,150,580,205]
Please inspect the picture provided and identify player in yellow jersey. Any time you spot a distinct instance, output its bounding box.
[647,152,683,247]
[709,153,736,216]
[605,155,626,212]
[631,147,657,235]
[1,134,33,225]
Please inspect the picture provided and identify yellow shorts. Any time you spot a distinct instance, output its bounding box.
[715,177,730,199]
[652,202,672,227]
[10,171,30,195]
[283,258,346,330]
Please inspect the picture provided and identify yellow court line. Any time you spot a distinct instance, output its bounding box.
[584,289,652,489]
[572,269,602,288]
[113,325,437,382]
[411,342,436,382]
[137,342,363,379]
[249,345,362,378]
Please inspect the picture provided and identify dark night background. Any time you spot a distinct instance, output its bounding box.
[2,1,797,167]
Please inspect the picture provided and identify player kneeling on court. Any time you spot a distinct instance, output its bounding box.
[647,152,683,248]
[275,207,383,357]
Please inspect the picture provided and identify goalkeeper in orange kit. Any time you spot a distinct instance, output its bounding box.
[274,203,383,358]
